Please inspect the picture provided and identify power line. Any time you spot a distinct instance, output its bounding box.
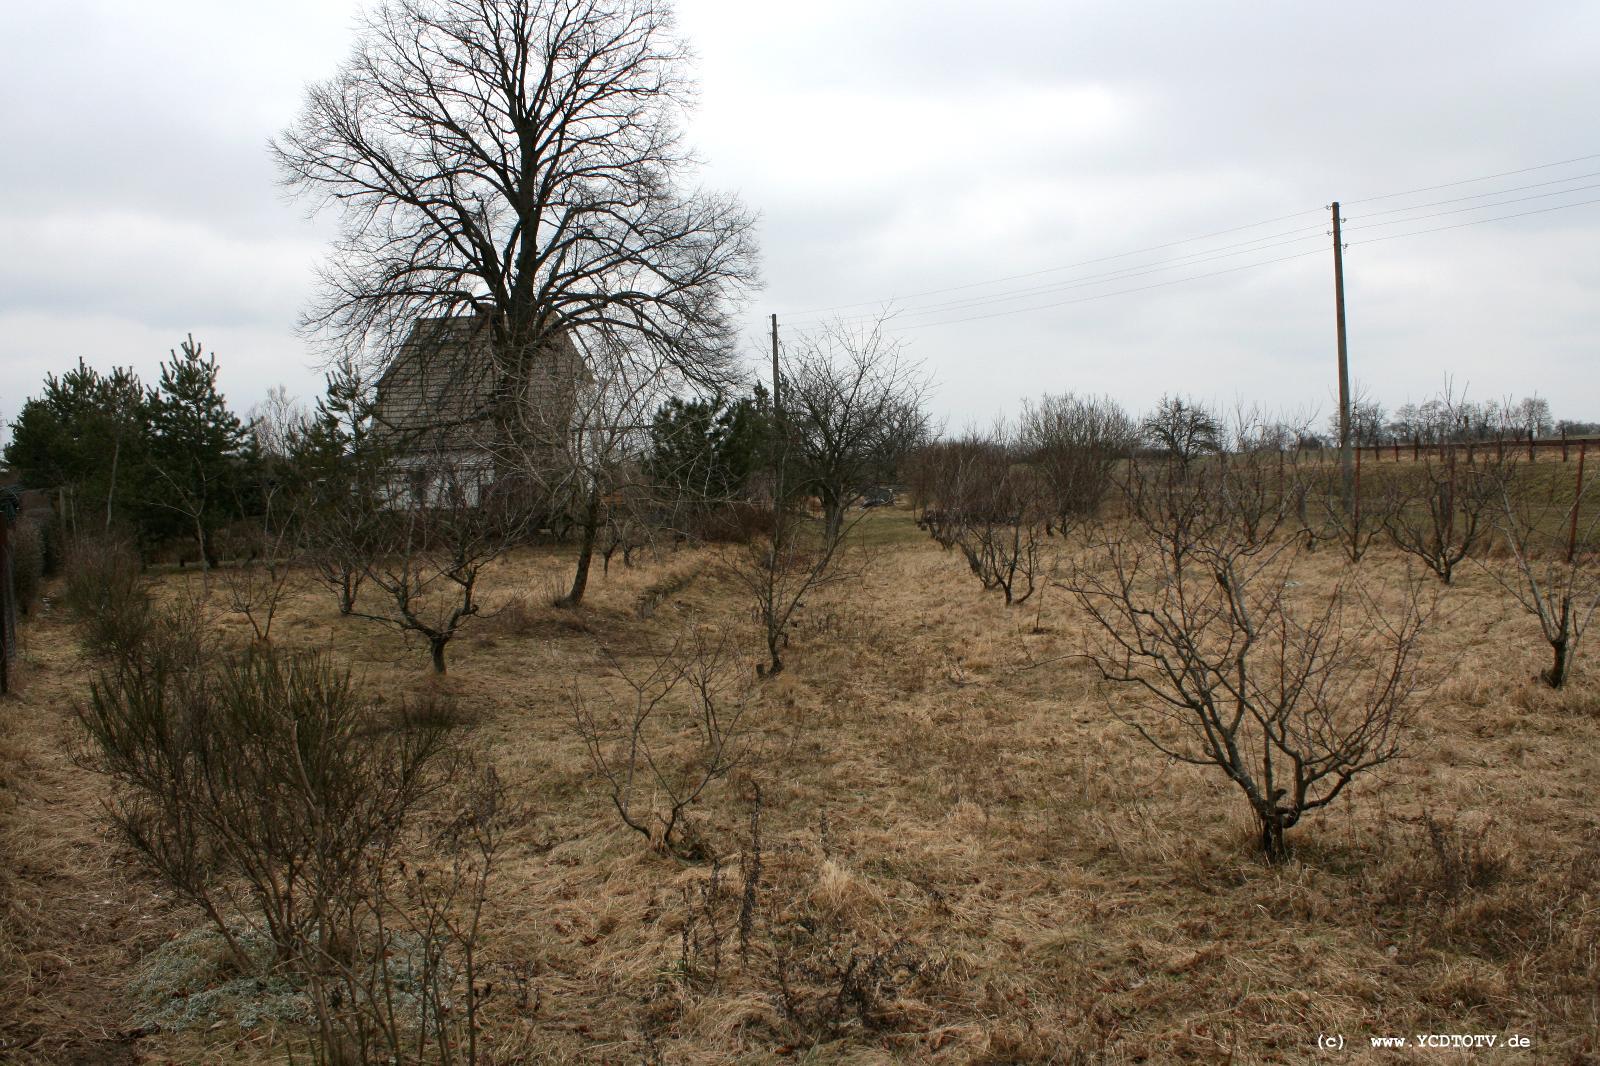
[789,227,1330,329]
[1353,169,1600,218]
[1344,182,1600,232]
[892,247,1327,330]
[1350,194,1600,247]
[1344,152,1600,205]
[776,151,1600,334]
[779,207,1327,317]
[879,195,1600,332]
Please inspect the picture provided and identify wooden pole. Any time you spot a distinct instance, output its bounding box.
[1353,437,1363,534]
[1570,440,1587,563]
[1331,202,1353,516]
[770,313,783,523]
[770,313,780,414]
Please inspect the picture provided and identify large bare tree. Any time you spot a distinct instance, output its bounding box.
[273,0,759,429]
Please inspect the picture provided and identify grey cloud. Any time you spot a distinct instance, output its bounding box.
[3,0,1597,442]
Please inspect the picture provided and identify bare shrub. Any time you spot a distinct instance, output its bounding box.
[1383,444,1504,584]
[61,535,151,660]
[958,515,1050,606]
[1210,448,1293,553]
[1307,462,1385,562]
[914,504,961,550]
[724,317,923,674]
[299,764,508,1066]
[646,787,761,1014]
[689,500,774,545]
[1485,466,1600,687]
[662,798,948,1049]
[1140,394,1220,469]
[948,434,1053,606]
[77,645,452,966]
[1018,392,1135,529]
[10,519,46,615]
[773,934,936,1044]
[359,457,526,673]
[76,635,501,1062]
[1067,473,1429,861]
[909,432,1007,551]
[501,329,683,610]
[306,492,379,617]
[731,506,859,677]
[571,631,749,859]
[1116,457,1229,571]
[221,484,299,643]
[1420,811,1506,900]
[601,506,652,574]
[782,320,931,543]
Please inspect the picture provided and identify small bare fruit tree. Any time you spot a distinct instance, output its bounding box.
[358,454,526,673]
[1018,392,1135,532]
[732,317,925,677]
[1068,469,1428,861]
[222,475,301,643]
[1383,448,1503,584]
[1487,468,1600,688]
[781,320,931,544]
[947,424,1053,606]
[1381,391,1508,583]
[570,631,749,859]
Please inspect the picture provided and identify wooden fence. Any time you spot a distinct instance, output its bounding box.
[1348,434,1595,464]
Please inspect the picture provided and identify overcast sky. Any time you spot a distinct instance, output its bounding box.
[3,0,1597,443]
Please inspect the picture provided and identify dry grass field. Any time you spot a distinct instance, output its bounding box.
[3,504,1599,1064]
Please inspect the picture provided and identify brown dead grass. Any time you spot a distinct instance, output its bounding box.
[3,513,1599,1064]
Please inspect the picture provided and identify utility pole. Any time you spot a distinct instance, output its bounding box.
[770,313,780,414]
[1332,201,1353,515]
[770,313,783,528]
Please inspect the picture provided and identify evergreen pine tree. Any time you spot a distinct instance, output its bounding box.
[3,359,153,538]
[147,336,254,568]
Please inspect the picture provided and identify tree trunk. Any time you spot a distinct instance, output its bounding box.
[193,514,213,590]
[105,434,121,532]
[1545,634,1569,689]
[430,635,449,674]
[1258,811,1288,863]
[559,486,601,608]
[764,627,784,677]
[823,491,846,545]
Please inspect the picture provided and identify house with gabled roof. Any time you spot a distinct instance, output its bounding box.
[372,314,589,507]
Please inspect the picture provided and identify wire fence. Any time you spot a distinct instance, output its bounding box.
[1,511,16,696]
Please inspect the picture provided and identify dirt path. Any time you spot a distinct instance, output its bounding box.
[0,611,174,1065]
